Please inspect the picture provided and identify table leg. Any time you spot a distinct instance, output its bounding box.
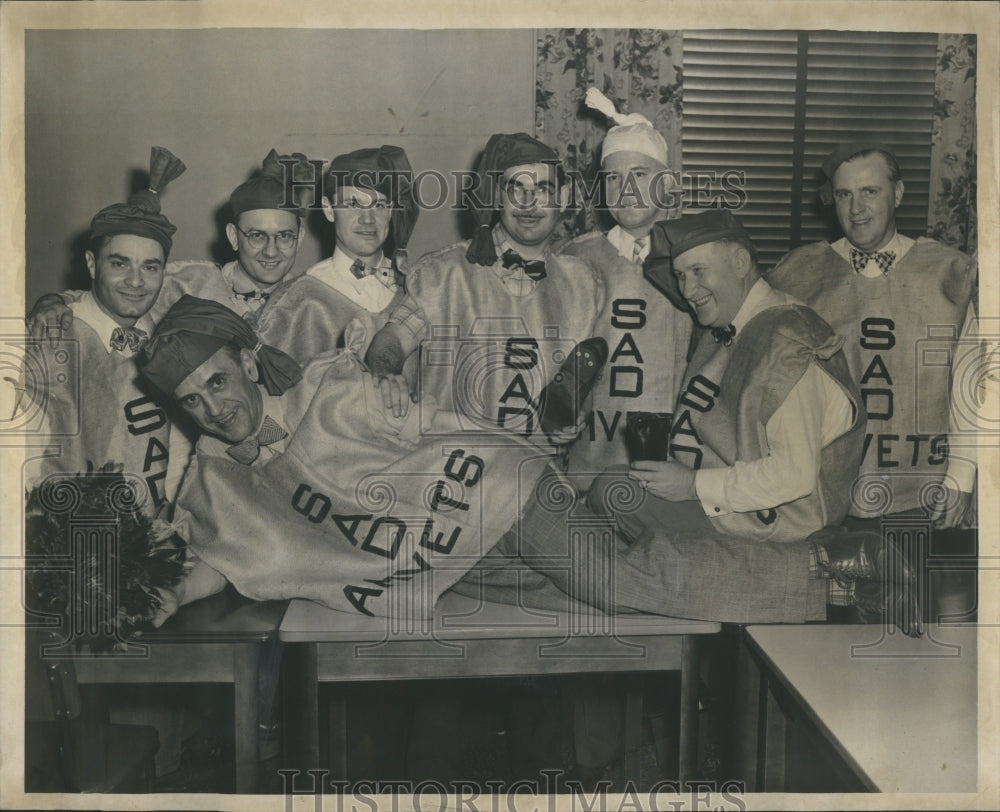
[755,669,787,791]
[328,693,348,781]
[678,635,698,786]
[623,684,643,781]
[234,643,262,793]
[285,643,320,771]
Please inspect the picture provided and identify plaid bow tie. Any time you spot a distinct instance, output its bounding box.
[711,324,736,346]
[501,248,547,281]
[850,247,896,274]
[225,415,288,465]
[109,325,147,353]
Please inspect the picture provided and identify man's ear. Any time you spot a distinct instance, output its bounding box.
[731,244,753,278]
[321,196,337,224]
[239,348,260,382]
[84,250,97,280]
[557,183,570,213]
[225,223,240,253]
[893,179,905,209]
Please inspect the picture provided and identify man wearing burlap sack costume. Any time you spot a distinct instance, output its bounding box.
[138,296,555,621]
[457,211,920,635]
[365,132,607,443]
[253,146,418,363]
[27,149,311,338]
[559,88,693,489]
[766,142,978,528]
[26,147,189,514]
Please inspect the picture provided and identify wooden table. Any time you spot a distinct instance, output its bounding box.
[64,587,288,793]
[280,592,721,784]
[746,623,978,793]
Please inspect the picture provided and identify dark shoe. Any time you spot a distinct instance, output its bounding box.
[812,527,915,586]
[854,578,923,637]
[539,338,608,435]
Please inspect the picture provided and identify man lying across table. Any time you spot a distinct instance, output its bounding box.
[140,289,917,634]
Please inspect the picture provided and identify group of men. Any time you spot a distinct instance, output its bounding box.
[26,93,979,641]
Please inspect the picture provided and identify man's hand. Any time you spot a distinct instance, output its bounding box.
[628,460,697,502]
[929,487,974,529]
[548,412,589,446]
[27,294,73,347]
[376,373,415,418]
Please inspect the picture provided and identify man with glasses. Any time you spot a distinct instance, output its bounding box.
[26,149,308,338]
[252,145,419,363]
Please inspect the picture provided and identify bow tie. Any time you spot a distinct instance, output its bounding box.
[225,415,288,465]
[501,248,547,281]
[234,289,270,310]
[349,258,374,279]
[109,325,147,353]
[711,324,736,346]
[850,247,895,274]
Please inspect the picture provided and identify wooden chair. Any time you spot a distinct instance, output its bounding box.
[24,627,159,793]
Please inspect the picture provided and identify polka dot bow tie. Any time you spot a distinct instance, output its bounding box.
[850,247,895,274]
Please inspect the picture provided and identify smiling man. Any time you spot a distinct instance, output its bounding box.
[27,147,188,513]
[767,142,978,528]
[26,149,308,340]
[560,88,692,488]
[252,145,418,364]
[593,210,866,554]
[364,132,604,440]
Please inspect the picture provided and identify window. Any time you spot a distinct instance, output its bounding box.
[682,30,938,268]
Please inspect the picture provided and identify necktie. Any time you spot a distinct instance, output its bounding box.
[225,415,288,465]
[711,324,736,346]
[109,325,147,353]
[501,248,547,281]
[631,238,646,264]
[850,247,895,275]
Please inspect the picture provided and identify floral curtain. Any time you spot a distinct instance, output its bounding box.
[929,34,977,255]
[535,29,683,243]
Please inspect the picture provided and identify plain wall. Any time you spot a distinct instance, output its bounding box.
[24,28,535,307]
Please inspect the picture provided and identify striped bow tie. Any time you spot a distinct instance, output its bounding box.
[225,415,288,465]
[109,325,147,353]
[850,247,895,274]
[711,324,736,346]
[501,248,547,281]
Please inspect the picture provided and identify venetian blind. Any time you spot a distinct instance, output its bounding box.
[682,30,939,269]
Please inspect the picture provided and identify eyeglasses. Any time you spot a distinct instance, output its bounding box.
[233,224,299,251]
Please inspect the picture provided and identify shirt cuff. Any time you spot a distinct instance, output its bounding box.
[945,454,977,493]
[695,468,730,517]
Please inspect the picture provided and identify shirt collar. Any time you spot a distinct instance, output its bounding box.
[223,260,280,296]
[606,225,651,263]
[730,278,774,334]
[307,249,398,311]
[831,231,915,273]
[70,291,154,355]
